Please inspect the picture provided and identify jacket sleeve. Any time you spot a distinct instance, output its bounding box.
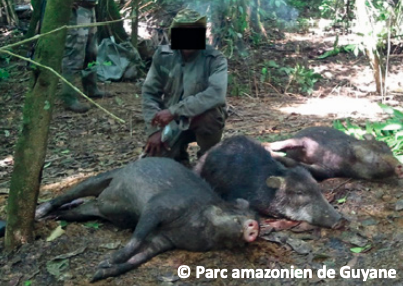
[168,55,228,117]
[141,49,164,137]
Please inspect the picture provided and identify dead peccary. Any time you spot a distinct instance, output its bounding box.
[264,126,403,181]
[194,135,344,229]
[35,157,259,282]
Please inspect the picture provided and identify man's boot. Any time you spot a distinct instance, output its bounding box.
[196,130,223,158]
[82,70,112,98]
[60,72,90,113]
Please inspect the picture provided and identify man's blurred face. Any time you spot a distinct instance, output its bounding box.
[170,26,206,51]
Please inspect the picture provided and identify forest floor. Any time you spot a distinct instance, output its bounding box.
[1,23,403,286]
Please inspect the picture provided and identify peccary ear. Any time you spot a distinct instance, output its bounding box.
[351,144,366,158]
[363,134,376,141]
[207,205,223,217]
[234,198,250,210]
[206,206,227,227]
[266,176,285,189]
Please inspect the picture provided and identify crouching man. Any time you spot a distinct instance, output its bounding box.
[141,9,228,164]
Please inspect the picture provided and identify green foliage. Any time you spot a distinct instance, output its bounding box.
[217,0,249,58]
[59,220,69,228]
[87,60,112,68]
[250,31,262,46]
[44,100,50,110]
[291,64,322,94]
[318,0,354,29]
[260,67,268,83]
[0,54,10,64]
[287,0,306,9]
[317,44,362,59]
[83,221,101,229]
[86,59,121,71]
[259,60,281,85]
[355,0,403,50]
[350,244,372,253]
[258,59,321,95]
[0,54,10,80]
[280,63,322,95]
[333,104,403,162]
[337,195,347,204]
[0,68,9,80]
[228,73,250,96]
[87,61,98,68]
[368,0,396,44]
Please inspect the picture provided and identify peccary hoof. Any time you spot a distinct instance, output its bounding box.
[35,202,53,219]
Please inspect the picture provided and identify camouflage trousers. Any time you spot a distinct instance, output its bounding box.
[62,6,98,76]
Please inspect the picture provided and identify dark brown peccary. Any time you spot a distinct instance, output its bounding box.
[35,157,259,282]
[265,126,403,181]
[194,135,344,229]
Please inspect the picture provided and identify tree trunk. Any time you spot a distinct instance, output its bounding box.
[210,0,226,48]
[1,0,19,26]
[5,0,73,250]
[96,0,128,44]
[249,0,267,39]
[131,0,139,49]
[355,0,384,93]
[249,0,260,33]
[25,0,44,39]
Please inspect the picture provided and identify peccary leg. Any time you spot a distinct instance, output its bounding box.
[300,163,334,180]
[92,235,173,282]
[265,138,305,152]
[35,169,119,219]
[270,153,299,168]
[51,200,106,221]
[98,205,167,266]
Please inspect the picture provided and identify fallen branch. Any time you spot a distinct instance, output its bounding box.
[261,81,283,96]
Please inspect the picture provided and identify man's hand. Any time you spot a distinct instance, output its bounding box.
[144,131,168,156]
[151,109,175,127]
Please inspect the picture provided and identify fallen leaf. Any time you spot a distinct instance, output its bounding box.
[52,247,86,261]
[395,199,403,211]
[350,244,371,253]
[260,219,301,231]
[323,192,335,203]
[260,232,312,254]
[46,259,69,278]
[337,195,347,204]
[83,221,101,229]
[99,241,121,250]
[341,231,369,247]
[158,273,180,282]
[290,221,317,232]
[46,225,65,242]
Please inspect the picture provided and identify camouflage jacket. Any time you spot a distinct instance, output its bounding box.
[142,44,228,136]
